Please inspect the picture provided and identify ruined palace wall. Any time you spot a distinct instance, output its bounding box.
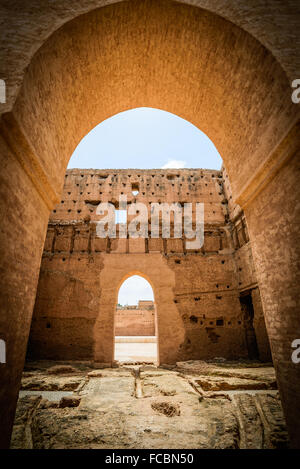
[115,305,155,336]
[50,168,227,224]
[27,168,270,363]
[251,287,272,362]
[166,253,247,360]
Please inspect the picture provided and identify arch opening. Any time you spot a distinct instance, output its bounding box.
[114,275,158,364]
[68,107,222,170]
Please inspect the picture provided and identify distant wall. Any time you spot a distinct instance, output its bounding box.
[115,302,155,336]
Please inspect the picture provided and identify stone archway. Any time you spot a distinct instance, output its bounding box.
[113,275,157,364]
[94,254,185,365]
[0,0,299,448]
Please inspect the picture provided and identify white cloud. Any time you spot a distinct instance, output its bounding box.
[161,159,187,169]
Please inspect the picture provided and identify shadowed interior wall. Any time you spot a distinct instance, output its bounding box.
[244,147,300,448]
[0,134,49,449]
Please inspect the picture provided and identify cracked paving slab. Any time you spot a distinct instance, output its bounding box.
[11,361,289,449]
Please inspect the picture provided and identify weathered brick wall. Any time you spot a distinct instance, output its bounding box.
[115,303,155,336]
[27,168,271,362]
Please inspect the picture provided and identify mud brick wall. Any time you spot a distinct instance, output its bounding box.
[27,168,271,362]
[28,254,103,360]
[115,303,155,336]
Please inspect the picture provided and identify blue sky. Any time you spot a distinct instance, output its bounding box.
[68,107,222,170]
[118,276,154,306]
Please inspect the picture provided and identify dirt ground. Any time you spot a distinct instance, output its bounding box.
[11,360,289,449]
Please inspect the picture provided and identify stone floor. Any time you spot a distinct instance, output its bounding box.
[10,360,289,449]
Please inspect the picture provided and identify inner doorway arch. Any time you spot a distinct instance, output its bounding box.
[114,275,158,364]
[94,255,185,366]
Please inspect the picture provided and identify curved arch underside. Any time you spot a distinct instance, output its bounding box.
[9,0,298,206]
[1,0,300,114]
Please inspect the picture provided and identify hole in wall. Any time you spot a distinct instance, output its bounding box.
[131,183,139,196]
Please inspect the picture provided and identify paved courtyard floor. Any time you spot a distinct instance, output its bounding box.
[114,336,157,363]
[11,360,289,449]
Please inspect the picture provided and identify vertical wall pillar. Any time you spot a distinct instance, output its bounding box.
[0,114,59,448]
[236,121,300,448]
